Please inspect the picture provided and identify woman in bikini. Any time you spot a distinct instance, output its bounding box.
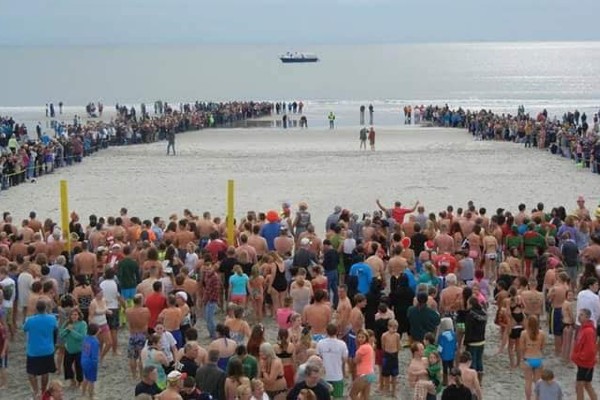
[224,305,251,345]
[88,288,112,362]
[259,342,288,400]
[248,265,265,323]
[208,324,237,371]
[273,328,296,388]
[519,315,545,400]
[505,286,525,369]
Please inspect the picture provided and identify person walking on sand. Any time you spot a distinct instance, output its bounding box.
[368,104,374,125]
[166,130,176,155]
[328,112,335,129]
[359,127,367,150]
[572,308,598,400]
[368,127,376,151]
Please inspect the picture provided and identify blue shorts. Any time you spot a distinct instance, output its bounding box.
[0,355,7,368]
[121,288,136,300]
[382,351,399,377]
[344,331,357,358]
[549,307,563,336]
[82,363,98,382]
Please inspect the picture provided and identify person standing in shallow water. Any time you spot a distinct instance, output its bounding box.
[360,105,365,125]
[368,104,374,125]
[328,112,335,129]
[166,130,176,155]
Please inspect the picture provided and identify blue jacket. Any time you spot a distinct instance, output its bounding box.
[438,330,457,361]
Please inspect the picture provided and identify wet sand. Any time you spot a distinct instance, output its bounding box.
[2,125,600,399]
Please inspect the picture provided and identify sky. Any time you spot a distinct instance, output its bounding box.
[1,0,600,46]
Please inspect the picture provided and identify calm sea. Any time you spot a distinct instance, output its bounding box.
[2,42,600,126]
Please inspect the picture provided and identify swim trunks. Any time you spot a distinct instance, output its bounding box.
[549,307,563,336]
[382,351,399,377]
[128,332,147,360]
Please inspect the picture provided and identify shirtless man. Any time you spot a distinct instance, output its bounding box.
[387,247,408,277]
[521,280,544,321]
[302,290,332,341]
[197,212,215,242]
[174,220,195,260]
[365,246,385,281]
[482,229,499,280]
[458,351,483,400]
[459,212,476,237]
[247,225,268,260]
[434,225,454,254]
[235,234,257,264]
[439,274,463,317]
[19,219,35,244]
[126,294,150,378]
[515,203,529,226]
[348,294,366,380]
[9,235,28,261]
[274,227,294,257]
[547,272,569,356]
[28,211,43,234]
[46,231,65,262]
[137,265,160,297]
[298,225,322,257]
[336,285,352,335]
[158,295,184,348]
[466,225,483,265]
[73,243,97,282]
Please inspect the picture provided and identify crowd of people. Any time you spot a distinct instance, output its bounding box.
[418,104,600,175]
[0,100,273,190]
[0,196,600,399]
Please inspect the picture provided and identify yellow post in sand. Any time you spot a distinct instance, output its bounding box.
[60,180,71,252]
[227,179,235,245]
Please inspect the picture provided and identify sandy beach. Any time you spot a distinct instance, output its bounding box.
[2,122,600,399]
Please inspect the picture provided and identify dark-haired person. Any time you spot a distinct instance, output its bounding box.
[24,299,58,398]
[145,280,167,331]
[441,368,473,400]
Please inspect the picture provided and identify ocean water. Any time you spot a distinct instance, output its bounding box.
[1,42,600,126]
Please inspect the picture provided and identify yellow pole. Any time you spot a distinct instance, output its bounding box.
[60,180,71,252]
[227,179,235,245]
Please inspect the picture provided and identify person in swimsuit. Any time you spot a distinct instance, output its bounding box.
[88,288,112,363]
[520,315,546,400]
[249,265,265,323]
[505,287,525,369]
[561,289,575,362]
[269,253,288,316]
[225,306,251,345]
[209,324,237,371]
[273,328,296,388]
[258,342,287,399]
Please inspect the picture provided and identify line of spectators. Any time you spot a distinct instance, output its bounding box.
[0,101,273,189]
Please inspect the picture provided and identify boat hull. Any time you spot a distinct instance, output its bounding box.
[280,58,319,63]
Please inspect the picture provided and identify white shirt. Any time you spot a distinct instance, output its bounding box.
[99,279,120,309]
[317,336,348,381]
[17,272,33,308]
[0,276,16,308]
[576,289,600,327]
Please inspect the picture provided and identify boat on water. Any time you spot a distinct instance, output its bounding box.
[280,52,319,63]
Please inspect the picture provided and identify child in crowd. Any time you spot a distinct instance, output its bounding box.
[427,351,443,395]
[423,332,438,358]
[534,369,563,400]
[81,323,100,398]
[438,317,457,386]
[380,319,401,396]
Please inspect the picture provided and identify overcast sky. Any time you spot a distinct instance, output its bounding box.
[2,0,599,45]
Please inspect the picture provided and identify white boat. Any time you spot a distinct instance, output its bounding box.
[279,52,319,63]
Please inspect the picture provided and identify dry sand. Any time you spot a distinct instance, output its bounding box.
[2,122,600,399]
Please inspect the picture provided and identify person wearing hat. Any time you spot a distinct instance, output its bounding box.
[260,211,281,251]
[161,370,186,400]
[293,202,311,239]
